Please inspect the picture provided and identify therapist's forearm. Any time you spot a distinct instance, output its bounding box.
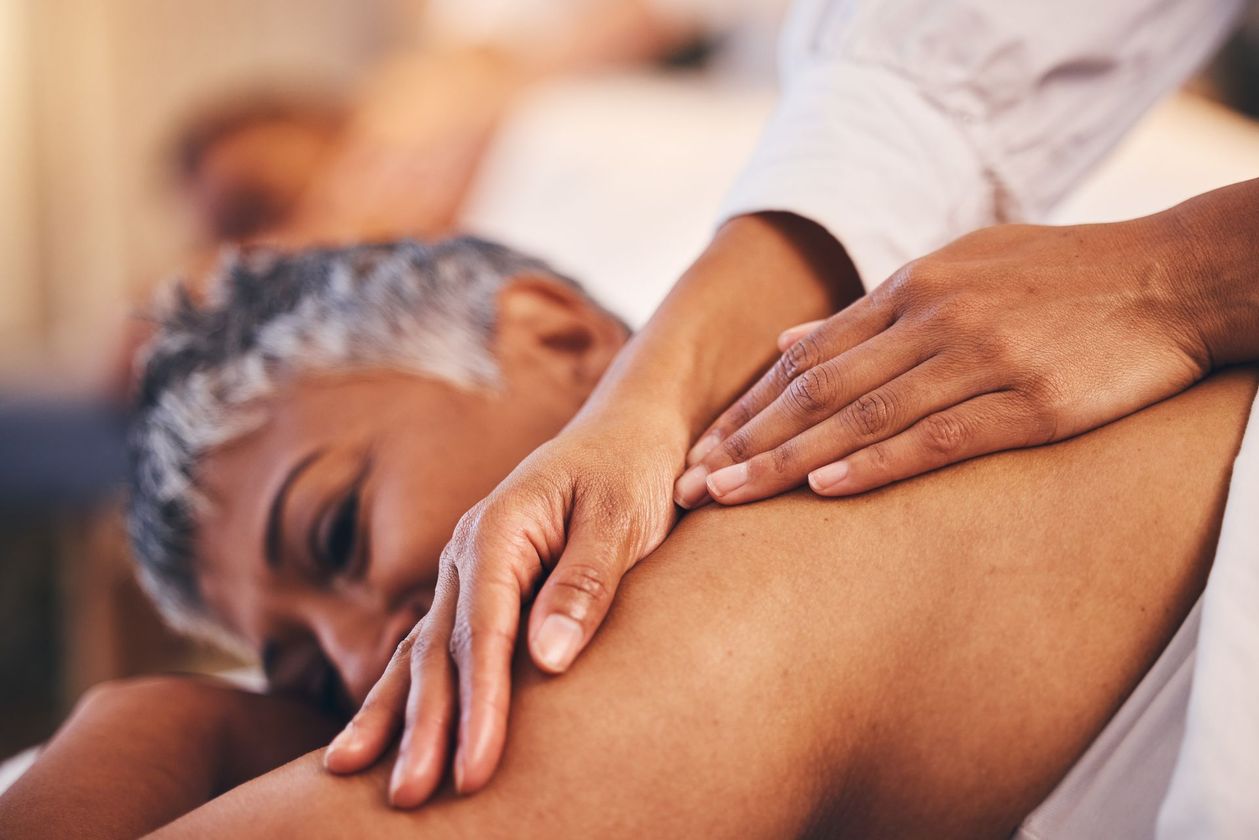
[576,212,862,439]
[1167,178,1259,369]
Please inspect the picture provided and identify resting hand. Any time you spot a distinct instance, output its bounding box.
[323,411,681,807]
[675,217,1213,507]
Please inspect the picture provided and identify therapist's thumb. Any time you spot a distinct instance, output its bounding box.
[527,515,633,675]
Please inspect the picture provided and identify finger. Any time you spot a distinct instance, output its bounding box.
[448,549,525,795]
[527,505,649,676]
[776,320,825,353]
[808,392,1044,496]
[389,568,459,808]
[705,357,977,505]
[678,324,916,509]
[323,635,413,774]
[682,297,888,471]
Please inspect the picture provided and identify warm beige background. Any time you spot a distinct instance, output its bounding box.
[0,0,399,376]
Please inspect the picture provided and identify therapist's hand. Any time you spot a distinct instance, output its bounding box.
[675,216,1214,507]
[324,410,682,808]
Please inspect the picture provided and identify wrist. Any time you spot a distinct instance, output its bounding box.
[1159,182,1259,369]
[584,213,860,444]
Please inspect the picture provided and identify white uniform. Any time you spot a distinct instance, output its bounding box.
[718,2,1258,837]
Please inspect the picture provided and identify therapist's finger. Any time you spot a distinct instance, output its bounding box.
[447,540,524,796]
[808,391,1050,496]
[700,326,921,476]
[324,631,413,775]
[682,296,889,475]
[527,500,645,676]
[677,324,913,509]
[704,357,977,505]
[388,567,459,808]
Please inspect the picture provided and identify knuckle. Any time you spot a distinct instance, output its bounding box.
[780,333,821,381]
[447,621,472,660]
[410,631,445,670]
[846,391,895,437]
[444,508,486,570]
[768,439,799,475]
[392,633,416,664]
[785,365,838,417]
[1013,387,1061,446]
[549,563,611,611]
[921,412,968,455]
[1019,371,1063,413]
[722,431,753,462]
[447,619,514,661]
[1025,409,1059,447]
[723,400,754,432]
[865,441,895,472]
[979,326,1024,370]
[935,297,977,331]
[887,259,938,304]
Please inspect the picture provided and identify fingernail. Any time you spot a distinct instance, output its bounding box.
[779,319,824,348]
[779,328,804,347]
[706,462,749,497]
[453,751,466,794]
[389,754,409,803]
[809,461,850,493]
[534,613,583,673]
[324,724,359,767]
[687,432,722,465]
[674,464,710,508]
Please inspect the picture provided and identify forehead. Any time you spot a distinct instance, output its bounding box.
[192,370,485,636]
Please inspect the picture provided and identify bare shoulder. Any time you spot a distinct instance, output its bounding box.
[636,363,1258,836]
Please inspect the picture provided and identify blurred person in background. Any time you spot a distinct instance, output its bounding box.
[273,0,789,246]
[173,96,346,246]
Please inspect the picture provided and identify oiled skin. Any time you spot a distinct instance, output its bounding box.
[153,366,1258,839]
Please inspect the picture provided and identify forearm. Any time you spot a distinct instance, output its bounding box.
[1165,178,1259,368]
[575,213,862,441]
[0,677,338,840]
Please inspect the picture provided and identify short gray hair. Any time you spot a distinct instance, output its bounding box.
[128,237,584,641]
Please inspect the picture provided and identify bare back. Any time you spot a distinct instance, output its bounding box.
[154,366,1259,839]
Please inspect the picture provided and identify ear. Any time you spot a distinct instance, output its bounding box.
[492,275,627,392]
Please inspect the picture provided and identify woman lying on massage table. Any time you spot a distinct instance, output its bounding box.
[0,232,1254,839]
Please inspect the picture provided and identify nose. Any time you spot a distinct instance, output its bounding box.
[310,598,426,707]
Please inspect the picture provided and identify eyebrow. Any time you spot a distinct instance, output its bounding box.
[264,448,325,571]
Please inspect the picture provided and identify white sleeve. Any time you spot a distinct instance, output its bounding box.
[719,0,1245,290]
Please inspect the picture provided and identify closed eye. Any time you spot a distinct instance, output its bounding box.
[310,460,371,580]
[317,489,359,574]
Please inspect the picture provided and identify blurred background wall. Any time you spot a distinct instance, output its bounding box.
[0,0,394,376]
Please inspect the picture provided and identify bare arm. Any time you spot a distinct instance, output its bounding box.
[0,676,338,840]
[153,366,1256,838]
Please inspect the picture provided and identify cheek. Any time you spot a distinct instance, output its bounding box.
[367,470,485,595]
[365,424,534,591]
